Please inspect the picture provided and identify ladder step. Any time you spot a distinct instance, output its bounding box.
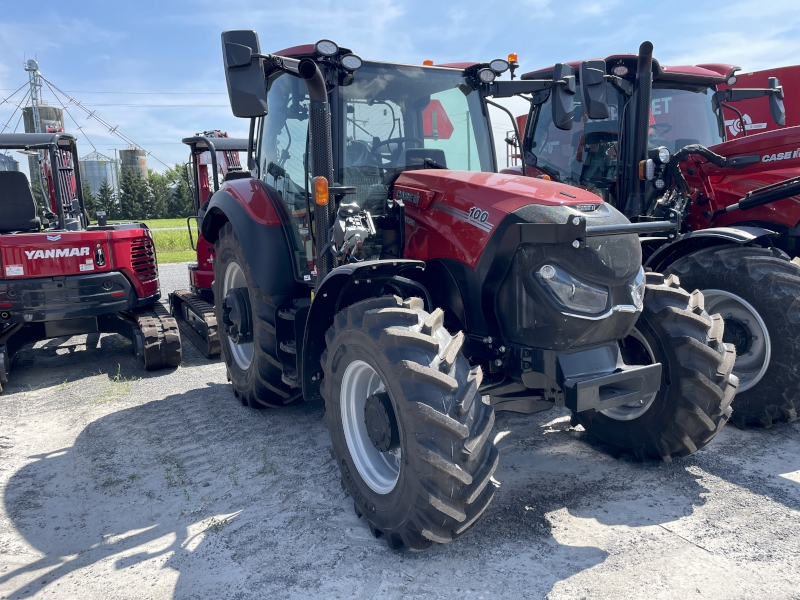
[279,340,296,355]
[278,309,297,321]
[281,370,299,388]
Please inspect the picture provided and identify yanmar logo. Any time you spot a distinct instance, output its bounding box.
[762,149,800,163]
[24,247,91,260]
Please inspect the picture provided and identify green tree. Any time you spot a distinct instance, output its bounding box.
[146,170,170,219]
[165,163,194,218]
[81,181,97,220]
[96,179,118,220]
[118,168,146,220]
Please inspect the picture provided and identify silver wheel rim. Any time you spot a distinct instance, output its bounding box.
[223,261,254,370]
[341,360,400,494]
[703,288,770,393]
[601,328,659,421]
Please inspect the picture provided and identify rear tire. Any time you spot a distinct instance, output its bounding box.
[667,245,800,427]
[573,273,738,461]
[321,296,498,550]
[214,222,301,408]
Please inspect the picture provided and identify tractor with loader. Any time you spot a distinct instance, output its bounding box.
[511,41,800,427]
[0,133,181,393]
[201,32,737,550]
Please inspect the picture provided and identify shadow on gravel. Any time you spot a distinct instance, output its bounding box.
[10,389,795,598]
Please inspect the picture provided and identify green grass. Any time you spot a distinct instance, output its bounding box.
[143,218,188,230]
[152,227,196,264]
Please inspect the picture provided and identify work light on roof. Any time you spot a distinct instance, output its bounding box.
[478,68,496,84]
[315,39,339,57]
[611,65,628,77]
[490,59,510,74]
[341,54,363,71]
[727,75,738,86]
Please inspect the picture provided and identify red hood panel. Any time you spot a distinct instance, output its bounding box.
[398,170,605,269]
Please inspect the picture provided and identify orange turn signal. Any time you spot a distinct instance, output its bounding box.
[508,53,518,63]
[313,176,329,206]
[423,59,434,66]
[541,174,552,181]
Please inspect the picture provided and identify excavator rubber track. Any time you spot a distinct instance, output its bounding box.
[169,289,220,358]
[134,303,183,370]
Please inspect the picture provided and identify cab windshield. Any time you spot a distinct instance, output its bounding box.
[526,83,724,201]
[340,62,494,210]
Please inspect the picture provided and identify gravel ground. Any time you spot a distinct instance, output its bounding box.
[1,262,799,599]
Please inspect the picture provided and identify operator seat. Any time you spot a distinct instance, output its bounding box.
[0,171,41,233]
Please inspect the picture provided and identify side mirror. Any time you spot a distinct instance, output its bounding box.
[552,63,576,130]
[768,77,786,127]
[580,60,609,120]
[221,30,268,118]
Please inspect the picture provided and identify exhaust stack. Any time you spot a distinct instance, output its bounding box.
[624,41,654,218]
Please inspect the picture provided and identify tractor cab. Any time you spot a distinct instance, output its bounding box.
[0,133,88,233]
[517,55,786,213]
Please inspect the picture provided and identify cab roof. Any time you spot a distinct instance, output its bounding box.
[272,45,477,71]
[522,54,738,88]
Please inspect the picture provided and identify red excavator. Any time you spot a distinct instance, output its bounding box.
[169,131,247,357]
[0,133,181,392]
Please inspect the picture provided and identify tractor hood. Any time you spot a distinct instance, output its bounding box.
[398,170,612,270]
[706,125,800,176]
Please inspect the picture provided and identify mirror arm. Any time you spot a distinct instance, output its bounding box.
[604,75,632,96]
[486,79,552,98]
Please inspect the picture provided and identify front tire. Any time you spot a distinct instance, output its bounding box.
[214,222,300,408]
[667,245,800,427]
[573,273,738,461]
[321,296,499,551]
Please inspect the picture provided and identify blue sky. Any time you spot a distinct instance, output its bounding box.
[1,0,798,174]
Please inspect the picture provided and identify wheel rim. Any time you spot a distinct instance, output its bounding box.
[702,289,770,392]
[341,360,401,494]
[223,261,254,370]
[601,328,659,421]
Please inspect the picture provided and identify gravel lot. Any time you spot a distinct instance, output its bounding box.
[1,262,799,599]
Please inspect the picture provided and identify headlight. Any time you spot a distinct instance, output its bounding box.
[649,146,670,164]
[534,264,609,315]
[630,266,645,311]
[315,39,339,57]
[340,54,363,71]
[478,68,496,84]
[490,59,509,74]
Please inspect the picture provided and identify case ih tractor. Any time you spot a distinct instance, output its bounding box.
[0,133,181,392]
[204,32,736,550]
[170,131,247,357]
[512,42,800,427]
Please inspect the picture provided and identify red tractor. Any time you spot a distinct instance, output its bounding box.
[0,133,181,392]
[722,64,800,136]
[170,131,247,357]
[203,32,736,550]
[510,42,800,427]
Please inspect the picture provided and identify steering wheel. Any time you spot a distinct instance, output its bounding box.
[371,136,424,165]
[346,140,379,167]
[649,122,673,137]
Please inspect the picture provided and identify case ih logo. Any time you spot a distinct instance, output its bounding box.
[24,247,91,260]
[395,189,420,205]
[725,114,767,137]
[762,149,800,163]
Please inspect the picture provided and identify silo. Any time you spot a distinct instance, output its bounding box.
[0,154,19,172]
[79,151,119,195]
[119,146,148,180]
[22,104,65,182]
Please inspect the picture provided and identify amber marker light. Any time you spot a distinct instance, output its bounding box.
[313,176,329,206]
[423,60,434,66]
[508,53,518,63]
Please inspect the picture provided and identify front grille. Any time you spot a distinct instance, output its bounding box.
[130,237,158,281]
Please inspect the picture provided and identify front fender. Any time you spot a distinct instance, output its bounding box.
[645,226,777,272]
[200,189,298,297]
[301,259,426,400]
